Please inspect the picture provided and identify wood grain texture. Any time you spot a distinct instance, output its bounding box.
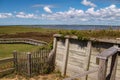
[54,35,120,80]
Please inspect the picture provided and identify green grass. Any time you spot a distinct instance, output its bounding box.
[0,44,40,59]
[0,26,57,34]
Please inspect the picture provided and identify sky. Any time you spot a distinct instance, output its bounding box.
[0,0,120,25]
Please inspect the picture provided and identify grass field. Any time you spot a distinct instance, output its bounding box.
[0,44,40,59]
[0,26,57,34]
[0,26,120,40]
[0,26,120,58]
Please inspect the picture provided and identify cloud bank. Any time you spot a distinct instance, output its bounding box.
[0,4,120,25]
[0,13,12,18]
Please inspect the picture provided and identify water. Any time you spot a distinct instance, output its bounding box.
[31,25,120,30]
[1,25,120,30]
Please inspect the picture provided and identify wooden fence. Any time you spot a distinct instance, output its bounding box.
[0,48,55,78]
[13,48,54,77]
[0,38,47,46]
[64,46,120,80]
[0,57,14,77]
[53,34,120,80]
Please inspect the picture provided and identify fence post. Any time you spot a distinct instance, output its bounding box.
[53,37,58,68]
[13,50,18,72]
[98,59,108,80]
[84,41,92,80]
[62,36,69,76]
[27,52,32,77]
[107,45,118,80]
[53,37,57,53]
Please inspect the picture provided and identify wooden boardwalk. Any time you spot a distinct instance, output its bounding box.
[0,38,47,46]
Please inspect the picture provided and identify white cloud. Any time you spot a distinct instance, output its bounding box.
[39,4,120,24]
[43,6,52,13]
[81,0,97,7]
[32,4,53,13]
[1,4,120,25]
[16,12,36,18]
[0,13,12,18]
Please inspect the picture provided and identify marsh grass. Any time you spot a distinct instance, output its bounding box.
[0,44,40,59]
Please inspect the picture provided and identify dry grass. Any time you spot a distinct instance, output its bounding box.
[0,71,63,80]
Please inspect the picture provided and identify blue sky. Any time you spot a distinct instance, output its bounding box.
[0,0,120,25]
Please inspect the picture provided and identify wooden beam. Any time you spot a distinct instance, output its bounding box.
[62,38,69,76]
[106,53,118,80]
[63,68,98,80]
[98,59,108,80]
[96,46,118,60]
[0,57,13,64]
[84,41,92,80]
[27,52,32,77]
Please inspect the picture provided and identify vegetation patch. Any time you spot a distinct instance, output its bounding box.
[0,44,40,59]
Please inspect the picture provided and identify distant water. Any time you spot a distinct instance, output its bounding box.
[31,25,120,30]
[1,25,120,30]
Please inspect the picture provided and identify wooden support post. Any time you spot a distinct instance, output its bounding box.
[53,37,57,53]
[84,41,92,80]
[62,38,69,76]
[108,45,119,80]
[109,53,118,80]
[13,50,18,71]
[27,52,32,77]
[98,59,108,80]
[53,37,57,67]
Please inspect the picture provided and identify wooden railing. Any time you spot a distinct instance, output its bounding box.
[97,46,119,80]
[0,38,47,46]
[64,46,119,80]
[0,57,14,77]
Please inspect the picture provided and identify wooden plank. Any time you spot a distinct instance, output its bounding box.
[98,59,108,80]
[13,50,18,71]
[63,68,98,80]
[96,46,118,59]
[27,52,32,77]
[0,68,15,77]
[0,57,14,64]
[84,41,92,80]
[62,38,69,76]
[106,53,118,80]
[53,34,120,44]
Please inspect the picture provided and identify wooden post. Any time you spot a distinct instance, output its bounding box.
[53,37,57,67]
[53,37,57,53]
[27,52,32,77]
[98,59,108,80]
[13,50,18,71]
[62,37,69,76]
[84,41,92,80]
[109,53,118,80]
[108,45,118,80]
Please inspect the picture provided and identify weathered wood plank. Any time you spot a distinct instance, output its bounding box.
[0,57,14,64]
[98,59,108,80]
[62,38,69,76]
[27,52,32,77]
[0,68,15,77]
[84,41,92,80]
[106,53,118,80]
[97,46,118,59]
[64,68,98,80]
